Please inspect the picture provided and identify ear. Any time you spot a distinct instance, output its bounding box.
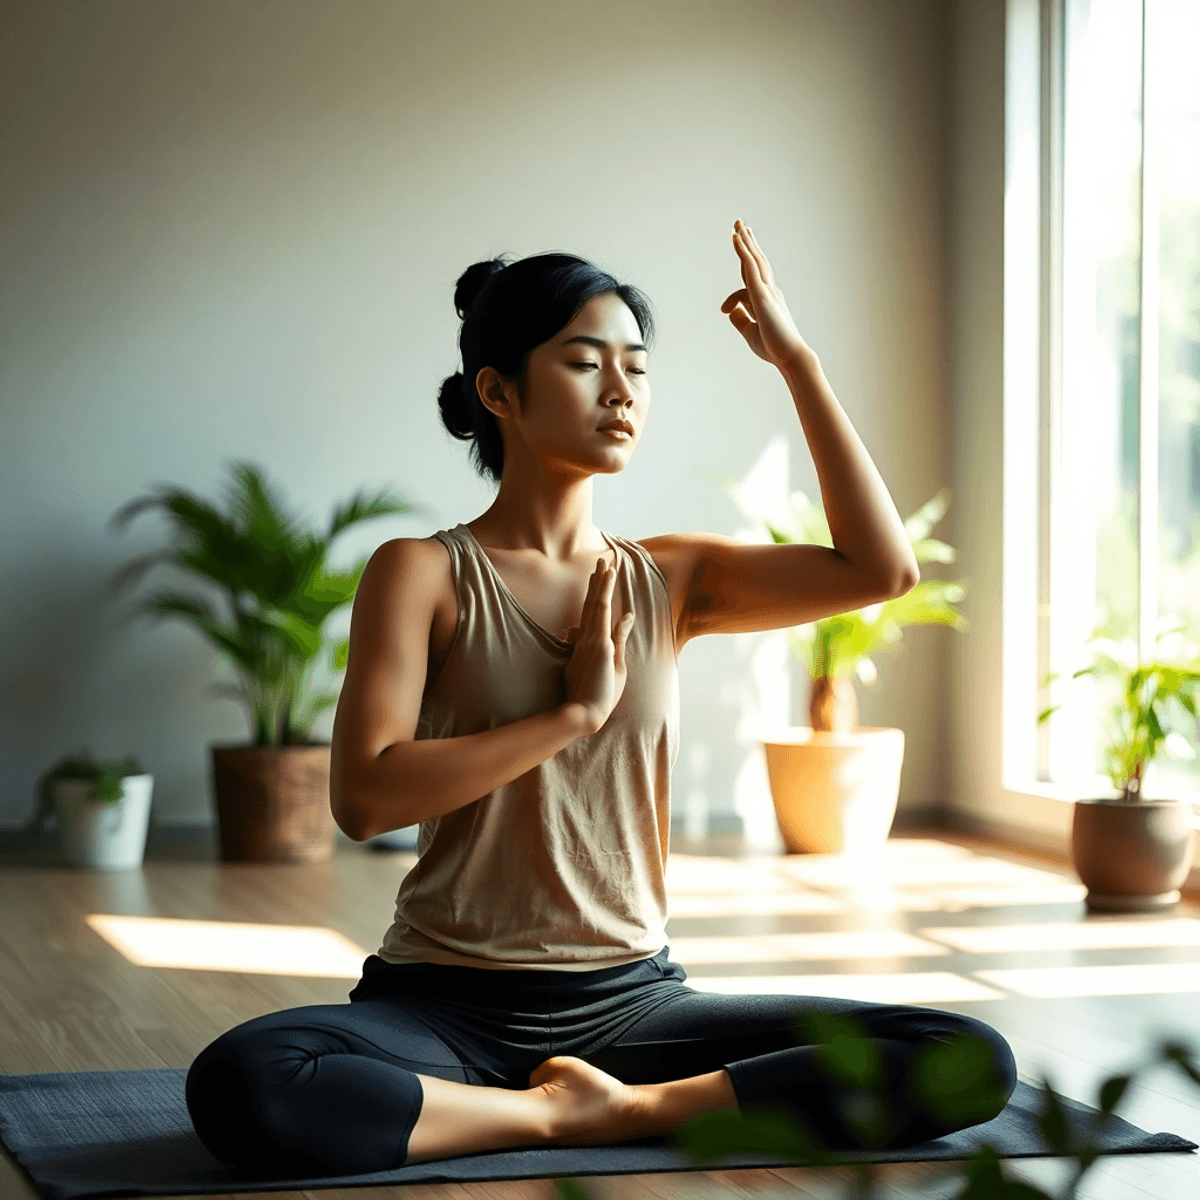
[475,366,519,421]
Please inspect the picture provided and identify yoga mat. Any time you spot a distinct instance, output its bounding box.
[0,1069,1194,1200]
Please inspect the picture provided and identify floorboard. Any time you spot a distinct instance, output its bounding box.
[0,827,1197,1199]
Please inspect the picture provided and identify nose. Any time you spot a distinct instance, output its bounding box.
[603,367,635,407]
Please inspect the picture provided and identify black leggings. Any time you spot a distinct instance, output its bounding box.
[186,948,1017,1178]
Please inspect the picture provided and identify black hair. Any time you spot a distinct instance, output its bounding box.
[436,253,654,485]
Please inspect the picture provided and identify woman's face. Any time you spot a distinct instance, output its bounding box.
[504,291,651,478]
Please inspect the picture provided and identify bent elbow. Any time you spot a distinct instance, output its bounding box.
[331,797,369,842]
[892,565,920,597]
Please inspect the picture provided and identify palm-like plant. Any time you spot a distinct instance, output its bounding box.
[713,474,968,731]
[1039,625,1200,801]
[109,462,423,745]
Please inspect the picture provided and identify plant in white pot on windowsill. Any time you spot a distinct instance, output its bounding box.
[715,478,968,854]
[26,750,153,869]
[108,461,422,863]
[1039,626,1200,911]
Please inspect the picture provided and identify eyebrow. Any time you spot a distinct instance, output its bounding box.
[559,335,648,353]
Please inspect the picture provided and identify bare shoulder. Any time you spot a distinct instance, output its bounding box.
[364,534,451,588]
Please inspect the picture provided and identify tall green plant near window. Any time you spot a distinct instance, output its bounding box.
[109,462,423,746]
[1039,625,1200,801]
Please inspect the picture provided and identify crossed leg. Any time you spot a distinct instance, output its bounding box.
[186,986,1015,1177]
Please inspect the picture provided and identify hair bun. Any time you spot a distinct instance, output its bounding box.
[453,258,508,319]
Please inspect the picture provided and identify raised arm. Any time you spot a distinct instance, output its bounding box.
[722,219,919,595]
[641,222,920,646]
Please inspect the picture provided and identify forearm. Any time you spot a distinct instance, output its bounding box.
[780,349,918,590]
[343,703,594,839]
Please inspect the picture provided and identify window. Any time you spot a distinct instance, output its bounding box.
[1037,0,1200,804]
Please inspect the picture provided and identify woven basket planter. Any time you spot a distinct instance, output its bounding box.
[210,743,335,863]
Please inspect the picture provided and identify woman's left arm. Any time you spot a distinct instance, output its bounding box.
[721,219,919,595]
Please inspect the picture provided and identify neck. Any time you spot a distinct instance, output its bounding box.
[471,473,602,563]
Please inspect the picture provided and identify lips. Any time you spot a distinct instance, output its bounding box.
[598,420,634,435]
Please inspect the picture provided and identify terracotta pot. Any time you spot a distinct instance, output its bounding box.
[762,727,905,854]
[210,743,335,863]
[1071,798,1195,912]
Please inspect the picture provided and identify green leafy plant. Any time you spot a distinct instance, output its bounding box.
[711,471,968,729]
[109,461,424,746]
[26,749,145,833]
[1038,623,1200,801]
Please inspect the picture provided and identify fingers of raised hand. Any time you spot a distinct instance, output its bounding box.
[735,220,774,287]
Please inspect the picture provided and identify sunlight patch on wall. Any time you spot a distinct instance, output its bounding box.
[86,914,370,977]
[686,972,1003,1004]
[974,962,1200,998]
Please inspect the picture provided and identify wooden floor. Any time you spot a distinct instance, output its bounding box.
[1,827,1198,1200]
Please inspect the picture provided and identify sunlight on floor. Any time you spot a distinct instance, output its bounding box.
[85,914,371,977]
[974,962,1200,998]
[687,971,1004,1003]
[669,929,947,964]
[667,891,845,917]
[925,918,1200,953]
[841,882,1090,913]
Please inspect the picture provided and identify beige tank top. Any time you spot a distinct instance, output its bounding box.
[376,522,681,970]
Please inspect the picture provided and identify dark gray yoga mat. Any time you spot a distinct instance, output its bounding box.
[0,1069,1194,1200]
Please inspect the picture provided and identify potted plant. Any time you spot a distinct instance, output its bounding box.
[109,461,423,863]
[1039,627,1200,911]
[715,475,967,853]
[26,750,153,870]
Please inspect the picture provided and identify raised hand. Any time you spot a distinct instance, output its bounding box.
[720,219,811,368]
[562,557,635,734]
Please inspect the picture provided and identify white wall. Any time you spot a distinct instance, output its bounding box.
[0,0,954,831]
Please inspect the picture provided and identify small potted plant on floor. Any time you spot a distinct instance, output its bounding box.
[26,750,153,869]
[715,476,967,854]
[1039,627,1200,911]
[109,461,423,863]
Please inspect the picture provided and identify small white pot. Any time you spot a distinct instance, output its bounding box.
[53,774,154,869]
[762,727,905,854]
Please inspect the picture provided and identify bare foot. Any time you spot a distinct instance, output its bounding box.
[528,1056,650,1146]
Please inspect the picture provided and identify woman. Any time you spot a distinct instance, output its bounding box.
[186,222,1016,1177]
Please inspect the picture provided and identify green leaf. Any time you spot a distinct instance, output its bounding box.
[1037,1082,1070,1154]
[1162,1041,1200,1087]
[333,638,350,671]
[902,488,951,542]
[911,537,957,565]
[911,1036,1008,1126]
[673,1106,829,1167]
[554,1180,593,1200]
[327,489,422,541]
[957,1144,1057,1198]
[1036,705,1059,725]
[1098,1074,1130,1115]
